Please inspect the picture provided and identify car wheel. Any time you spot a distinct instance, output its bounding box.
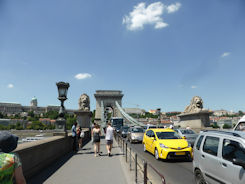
[143,144,146,152]
[194,169,207,184]
[155,148,159,160]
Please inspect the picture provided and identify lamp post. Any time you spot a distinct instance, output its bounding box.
[55,81,70,135]
[156,108,161,128]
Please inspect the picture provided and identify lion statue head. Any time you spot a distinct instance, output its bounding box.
[78,94,90,111]
[184,96,203,113]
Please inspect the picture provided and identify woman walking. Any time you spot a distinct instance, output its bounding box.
[92,124,101,157]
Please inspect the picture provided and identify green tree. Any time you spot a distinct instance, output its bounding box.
[211,124,220,128]
[16,122,23,130]
[66,116,76,130]
[14,114,21,119]
[44,111,59,119]
[30,121,45,130]
[0,112,4,118]
[28,111,35,118]
[238,110,244,116]
[0,124,8,130]
[91,110,95,123]
[223,123,232,129]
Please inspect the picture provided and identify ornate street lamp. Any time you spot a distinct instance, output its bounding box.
[55,81,70,135]
[56,82,70,117]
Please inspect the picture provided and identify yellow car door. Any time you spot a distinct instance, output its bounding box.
[144,130,151,151]
[148,130,156,154]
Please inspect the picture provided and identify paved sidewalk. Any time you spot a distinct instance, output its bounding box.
[29,138,130,184]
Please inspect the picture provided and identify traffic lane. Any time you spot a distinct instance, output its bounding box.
[129,143,195,184]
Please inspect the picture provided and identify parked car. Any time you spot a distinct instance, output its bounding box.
[174,128,198,147]
[234,115,245,132]
[193,130,245,184]
[143,128,192,160]
[120,126,130,138]
[127,126,144,143]
[146,124,157,130]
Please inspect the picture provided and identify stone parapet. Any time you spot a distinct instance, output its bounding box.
[15,130,90,179]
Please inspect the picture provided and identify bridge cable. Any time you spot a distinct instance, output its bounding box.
[115,101,145,127]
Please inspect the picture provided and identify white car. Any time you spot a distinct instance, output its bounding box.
[193,130,245,184]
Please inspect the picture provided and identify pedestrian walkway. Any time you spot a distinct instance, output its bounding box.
[29,137,130,184]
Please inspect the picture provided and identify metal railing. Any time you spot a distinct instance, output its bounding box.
[114,133,166,184]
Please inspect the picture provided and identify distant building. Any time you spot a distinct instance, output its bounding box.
[0,102,22,115]
[149,110,157,115]
[30,97,38,107]
[213,110,236,116]
[0,97,76,116]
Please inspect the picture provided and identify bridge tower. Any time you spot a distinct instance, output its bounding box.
[94,90,123,124]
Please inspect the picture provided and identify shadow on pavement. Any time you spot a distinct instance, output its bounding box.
[27,152,74,184]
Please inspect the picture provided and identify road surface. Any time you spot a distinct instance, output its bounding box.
[129,142,195,184]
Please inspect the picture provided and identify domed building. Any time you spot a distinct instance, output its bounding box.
[30,97,38,107]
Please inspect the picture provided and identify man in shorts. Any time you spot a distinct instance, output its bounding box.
[105,122,114,157]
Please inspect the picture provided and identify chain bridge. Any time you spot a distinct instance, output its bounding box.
[94,90,144,127]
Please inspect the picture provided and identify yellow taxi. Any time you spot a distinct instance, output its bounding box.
[142,128,193,160]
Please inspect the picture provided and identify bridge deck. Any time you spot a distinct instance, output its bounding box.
[29,138,130,184]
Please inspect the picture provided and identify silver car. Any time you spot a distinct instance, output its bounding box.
[193,130,245,184]
[174,128,198,147]
[127,126,144,143]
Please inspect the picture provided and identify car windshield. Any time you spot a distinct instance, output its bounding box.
[156,132,182,139]
[180,129,195,134]
[131,128,144,133]
[235,122,245,131]
[122,127,129,131]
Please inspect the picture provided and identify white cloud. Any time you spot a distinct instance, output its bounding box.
[167,3,181,13]
[74,73,92,80]
[7,84,14,88]
[191,85,197,89]
[123,2,181,31]
[221,52,230,57]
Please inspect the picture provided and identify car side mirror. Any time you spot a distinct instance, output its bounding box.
[182,136,186,139]
[232,158,245,169]
[150,137,154,140]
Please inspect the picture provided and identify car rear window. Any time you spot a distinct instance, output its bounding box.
[203,136,219,156]
[132,128,144,133]
[180,129,195,134]
[156,132,181,139]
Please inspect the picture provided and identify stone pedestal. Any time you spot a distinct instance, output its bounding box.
[75,110,92,128]
[53,118,67,136]
[176,111,211,132]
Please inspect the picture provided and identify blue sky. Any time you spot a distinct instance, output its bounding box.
[0,0,245,112]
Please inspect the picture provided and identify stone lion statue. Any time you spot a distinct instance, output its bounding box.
[78,94,90,111]
[184,96,203,113]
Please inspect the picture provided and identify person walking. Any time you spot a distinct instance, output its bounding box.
[92,124,101,157]
[71,122,78,152]
[76,126,82,149]
[105,122,114,157]
[0,131,26,184]
[91,122,96,144]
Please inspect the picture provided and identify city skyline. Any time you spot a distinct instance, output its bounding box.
[0,0,245,112]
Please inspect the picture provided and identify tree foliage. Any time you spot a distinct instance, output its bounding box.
[223,123,232,129]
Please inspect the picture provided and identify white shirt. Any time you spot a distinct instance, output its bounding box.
[105,126,114,140]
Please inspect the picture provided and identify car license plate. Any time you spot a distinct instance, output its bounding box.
[175,152,185,155]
